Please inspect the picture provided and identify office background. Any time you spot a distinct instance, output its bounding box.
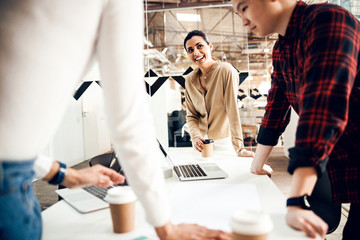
[35,1,359,239]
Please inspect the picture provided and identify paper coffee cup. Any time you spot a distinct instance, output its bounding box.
[202,139,214,158]
[105,186,137,233]
[230,210,273,240]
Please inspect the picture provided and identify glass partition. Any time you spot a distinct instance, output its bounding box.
[143,2,274,148]
[143,0,359,149]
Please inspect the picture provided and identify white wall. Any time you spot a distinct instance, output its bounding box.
[145,78,169,149]
[47,97,85,167]
[165,80,182,113]
[46,60,169,165]
[44,60,110,166]
[81,82,112,159]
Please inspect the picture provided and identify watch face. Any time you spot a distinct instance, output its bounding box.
[287,195,312,210]
[304,195,311,208]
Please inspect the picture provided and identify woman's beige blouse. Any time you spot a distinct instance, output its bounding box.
[185,60,245,155]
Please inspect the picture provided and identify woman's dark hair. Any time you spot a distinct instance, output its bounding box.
[183,30,210,50]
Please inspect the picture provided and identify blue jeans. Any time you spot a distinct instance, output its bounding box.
[0,160,42,240]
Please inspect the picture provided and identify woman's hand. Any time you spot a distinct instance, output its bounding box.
[239,149,255,157]
[192,136,205,152]
[62,164,125,188]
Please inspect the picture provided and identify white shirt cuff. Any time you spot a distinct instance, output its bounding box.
[34,155,53,179]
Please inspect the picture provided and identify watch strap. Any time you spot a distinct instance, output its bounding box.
[287,194,312,210]
[48,161,67,185]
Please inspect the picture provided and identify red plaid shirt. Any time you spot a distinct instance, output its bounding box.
[257,1,360,203]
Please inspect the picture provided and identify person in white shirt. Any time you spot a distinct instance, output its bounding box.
[0,1,231,239]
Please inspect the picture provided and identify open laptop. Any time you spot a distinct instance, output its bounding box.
[56,142,228,213]
[157,140,228,181]
[55,185,110,213]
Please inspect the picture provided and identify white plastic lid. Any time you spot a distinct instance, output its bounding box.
[230,210,273,235]
[104,186,137,204]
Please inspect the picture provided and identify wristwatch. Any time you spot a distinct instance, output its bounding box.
[48,161,67,185]
[286,194,312,210]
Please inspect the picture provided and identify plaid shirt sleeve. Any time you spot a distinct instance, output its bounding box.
[259,4,360,176]
[288,8,360,175]
[257,66,291,146]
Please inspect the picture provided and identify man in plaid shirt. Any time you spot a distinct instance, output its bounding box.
[232,0,359,239]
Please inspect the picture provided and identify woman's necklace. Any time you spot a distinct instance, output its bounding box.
[200,62,213,93]
[200,74,207,92]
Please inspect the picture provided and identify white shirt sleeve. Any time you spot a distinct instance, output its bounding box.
[34,155,53,179]
[96,0,171,227]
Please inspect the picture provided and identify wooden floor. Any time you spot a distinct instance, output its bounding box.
[34,146,346,239]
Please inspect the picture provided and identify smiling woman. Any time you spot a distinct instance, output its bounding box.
[183,30,255,158]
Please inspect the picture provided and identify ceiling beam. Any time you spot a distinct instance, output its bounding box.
[145,1,232,12]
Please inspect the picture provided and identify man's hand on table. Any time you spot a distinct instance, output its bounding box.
[155,221,232,240]
[250,162,273,177]
[286,207,328,239]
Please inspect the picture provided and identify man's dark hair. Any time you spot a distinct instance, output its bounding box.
[183,30,210,50]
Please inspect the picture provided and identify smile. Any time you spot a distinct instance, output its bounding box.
[195,56,204,61]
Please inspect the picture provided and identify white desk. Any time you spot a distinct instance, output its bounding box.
[42,148,309,240]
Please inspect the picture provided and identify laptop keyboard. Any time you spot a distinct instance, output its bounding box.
[83,185,109,200]
[175,164,207,178]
